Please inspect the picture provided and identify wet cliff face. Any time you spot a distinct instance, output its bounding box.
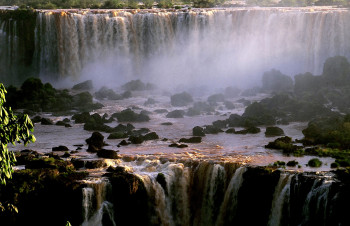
[0,161,350,226]
[1,8,350,87]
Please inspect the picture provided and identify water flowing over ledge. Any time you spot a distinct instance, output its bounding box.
[1,7,350,87]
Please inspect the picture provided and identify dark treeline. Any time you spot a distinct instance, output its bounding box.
[0,0,349,9]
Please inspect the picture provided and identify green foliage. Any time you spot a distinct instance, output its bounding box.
[0,84,35,185]
[157,0,173,8]
[308,158,322,167]
[127,0,139,8]
[143,0,154,8]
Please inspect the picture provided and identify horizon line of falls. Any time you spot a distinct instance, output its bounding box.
[89,160,348,226]
[1,8,350,87]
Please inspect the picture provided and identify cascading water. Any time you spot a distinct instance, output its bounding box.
[1,8,350,87]
[81,178,116,226]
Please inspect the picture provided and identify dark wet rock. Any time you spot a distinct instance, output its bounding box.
[84,122,113,133]
[119,140,130,146]
[62,152,71,158]
[154,109,168,114]
[224,101,235,110]
[207,93,225,103]
[161,122,173,126]
[129,128,151,136]
[192,102,215,113]
[265,127,285,137]
[265,136,300,154]
[186,107,201,116]
[122,91,132,99]
[179,137,202,143]
[227,114,245,127]
[108,132,128,139]
[156,173,167,194]
[235,127,261,134]
[85,159,107,169]
[225,128,236,134]
[308,158,322,167]
[86,132,104,152]
[193,126,205,136]
[25,157,74,172]
[224,86,241,98]
[95,86,121,100]
[331,162,340,168]
[63,118,70,123]
[166,110,185,118]
[140,110,152,115]
[112,109,150,122]
[55,121,66,126]
[72,92,103,112]
[70,150,79,154]
[144,98,156,105]
[204,125,223,134]
[143,132,159,140]
[170,92,193,107]
[212,120,228,129]
[41,118,53,125]
[122,79,153,91]
[15,150,41,165]
[65,124,72,128]
[242,102,276,126]
[262,69,293,93]
[169,143,188,148]
[97,149,120,159]
[128,136,144,144]
[32,115,42,123]
[72,112,91,123]
[52,146,69,152]
[72,80,93,90]
[287,160,298,167]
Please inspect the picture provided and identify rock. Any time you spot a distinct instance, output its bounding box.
[128,136,144,144]
[41,118,53,125]
[108,132,128,139]
[65,124,72,128]
[225,128,236,133]
[97,149,120,159]
[224,101,235,110]
[122,91,132,99]
[112,109,150,122]
[72,80,93,90]
[204,125,223,134]
[143,132,159,140]
[86,132,104,152]
[119,140,130,146]
[207,93,225,103]
[55,121,66,126]
[32,115,42,123]
[192,102,215,113]
[122,79,147,91]
[161,122,173,126]
[287,160,298,167]
[95,86,121,100]
[179,137,202,143]
[85,159,107,169]
[262,69,293,93]
[308,158,322,167]
[72,112,91,123]
[63,118,70,123]
[156,173,167,194]
[212,120,228,129]
[193,126,205,136]
[169,143,188,148]
[62,152,71,158]
[235,127,261,134]
[129,128,151,136]
[144,98,156,105]
[170,92,193,107]
[186,108,201,116]
[265,136,299,154]
[265,127,285,137]
[166,110,185,118]
[52,146,69,152]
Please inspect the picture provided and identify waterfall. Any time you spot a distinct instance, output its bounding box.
[1,8,350,86]
[81,178,116,226]
[268,173,292,226]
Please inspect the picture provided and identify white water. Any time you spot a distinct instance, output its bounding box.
[28,7,350,88]
[82,178,116,226]
[268,173,292,226]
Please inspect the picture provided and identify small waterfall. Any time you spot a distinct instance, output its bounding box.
[268,173,292,226]
[216,167,247,225]
[81,178,116,226]
[300,178,333,226]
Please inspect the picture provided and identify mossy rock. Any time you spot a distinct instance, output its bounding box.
[308,158,322,167]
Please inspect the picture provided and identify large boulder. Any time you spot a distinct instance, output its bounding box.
[170,92,193,107]
[72,80,93,90]
[94,86,121,100]
[97,149,120,159]
[86,132,104,152]
[112,109,150,122]
[265,127,284,137]
[166,110,185,118]
[193,126,205,136]
[261,69,293,93]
